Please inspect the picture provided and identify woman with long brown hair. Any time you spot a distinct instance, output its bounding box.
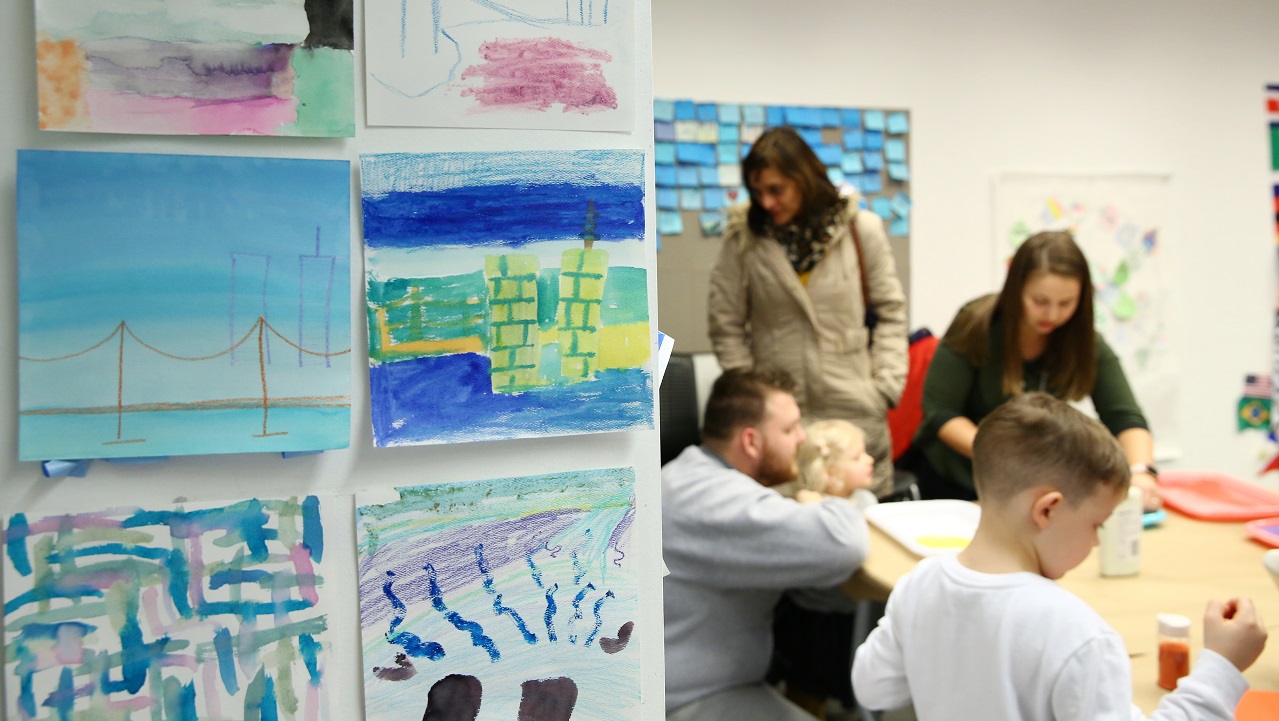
[909,230,1161,508]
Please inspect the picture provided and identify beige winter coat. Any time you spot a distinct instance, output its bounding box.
[708,200,908,495]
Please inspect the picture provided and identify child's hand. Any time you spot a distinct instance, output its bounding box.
[795,489,825,505]
[1203,597,1267,672]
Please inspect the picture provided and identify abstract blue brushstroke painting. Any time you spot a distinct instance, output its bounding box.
[3,496,332,721]
[360,149,653,447]
[17,150,352,460]
[355,468,638,721]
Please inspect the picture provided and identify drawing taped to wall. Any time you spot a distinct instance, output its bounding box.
[364,0,633,131]
[3,495,332,721]
[35,0,354,136]
[360,149,652,447]
[993,172,1178,456]
[356,468,638,721]
[17,150,351,461]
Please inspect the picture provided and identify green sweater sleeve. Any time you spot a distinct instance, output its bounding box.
[918,340,975,443]
[1091,333,1149,435]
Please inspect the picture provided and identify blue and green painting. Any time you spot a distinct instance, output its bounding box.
[17,150,352,461]
[3,495,332,721]
[356,468,638,721]
[360,149,653,446]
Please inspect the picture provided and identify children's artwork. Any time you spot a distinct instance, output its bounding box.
[1268,86,1279,441]
[17,150,351,461]
[365,0,634,131]
[356,468,638,721]
[993,173,1177,455]
[4,495,332,721]
[360,150,653,447]
[35,0,354,135]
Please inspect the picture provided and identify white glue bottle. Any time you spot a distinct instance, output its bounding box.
[1099,485,1143,576]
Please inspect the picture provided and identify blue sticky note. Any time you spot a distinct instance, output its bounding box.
[785,106,823,128]
[889,217,910,237]
[716,144,738,165]
[841,109,862,128]
[872,197,893,218]
[843,129,865,149]
[655,165,677,187]
[826,167,846,186]
[657,188,679,210]
[719,124,740,144]
[702,188,726,210]
[655,143,676,165]
[718,104,741,124]
[863,152,884,171]
[815,143,842,165]
[676,166,700,187]
[674,100,696,120]
[654,99,676,122]
[861,172,882,194]
[743,104,766,125]
[888,162,910,181]
[841,152,864,174]
[820,108,842,127]
[699,212,727,237]
[741,143,752,159]
[886,111,909,134]
[655,121,676,142]
[884,138,906,162]
[891,193,911,218]
[658,210,684,235]
[679,188,703,210]
[864,130,884,150]
[799,128,823,147]
[696,103,718,123]
[864,110,885,131]
[698,166,721,186]
[765,106,785,126]
[676,142,717,166]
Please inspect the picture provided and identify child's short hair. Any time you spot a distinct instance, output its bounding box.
[796,419,867,493]
[972,392,1129,504]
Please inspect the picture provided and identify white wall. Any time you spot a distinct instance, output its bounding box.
[654,0,1279,483]
[0,0,666,718]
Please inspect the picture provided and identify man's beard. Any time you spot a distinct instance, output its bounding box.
[757,438,799,487]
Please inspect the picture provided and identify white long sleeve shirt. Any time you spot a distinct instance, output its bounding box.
[852,554,1248,720]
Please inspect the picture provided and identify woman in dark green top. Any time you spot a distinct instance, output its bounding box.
[908,231,1161,508]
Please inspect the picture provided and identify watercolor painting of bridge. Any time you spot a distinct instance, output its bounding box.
[360,149,652,447]
[355,468,638,721]
[364,0,633,131]
[3,495,332,721]
[17,150,352,461]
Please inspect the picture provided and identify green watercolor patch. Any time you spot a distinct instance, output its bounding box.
[288,48,355,137]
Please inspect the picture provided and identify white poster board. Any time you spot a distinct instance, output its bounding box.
[993,172,1179,459]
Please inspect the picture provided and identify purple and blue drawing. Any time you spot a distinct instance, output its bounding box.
[17,150,352,461]
[361,150,653,447]
[355,468,638,721]
[3,496,331,721]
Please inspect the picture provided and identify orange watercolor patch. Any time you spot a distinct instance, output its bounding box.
[37,36,89,130]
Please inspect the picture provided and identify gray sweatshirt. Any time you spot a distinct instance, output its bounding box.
[662,445,869,710]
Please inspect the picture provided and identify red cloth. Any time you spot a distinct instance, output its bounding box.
[887,332,940,461]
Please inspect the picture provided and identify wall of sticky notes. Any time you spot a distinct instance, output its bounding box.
[653,99,911,353]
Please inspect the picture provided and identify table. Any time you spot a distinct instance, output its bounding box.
[843,509,1279,713]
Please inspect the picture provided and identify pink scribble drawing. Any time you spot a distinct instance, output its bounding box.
[460,37,617,114]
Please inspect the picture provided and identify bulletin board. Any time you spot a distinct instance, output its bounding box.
[653,100,913,353]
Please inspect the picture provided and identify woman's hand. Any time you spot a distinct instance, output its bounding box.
[1130,471,1161,512]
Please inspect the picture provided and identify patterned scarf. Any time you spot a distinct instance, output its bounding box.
[766,198,847,274]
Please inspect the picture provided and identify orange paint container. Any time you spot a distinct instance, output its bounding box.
[1156,613,1191,690]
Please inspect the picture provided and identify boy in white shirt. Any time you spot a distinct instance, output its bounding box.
[852,392,1267,720]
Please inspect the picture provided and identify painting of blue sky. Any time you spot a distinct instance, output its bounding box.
[360,149,653,447]
[17,150,351,460]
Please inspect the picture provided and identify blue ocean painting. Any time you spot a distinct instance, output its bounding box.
[360,150,654,447]
[17,150,352,460]
[356,468,638,721]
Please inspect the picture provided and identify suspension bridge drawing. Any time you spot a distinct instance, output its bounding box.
[17,150,352,460]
